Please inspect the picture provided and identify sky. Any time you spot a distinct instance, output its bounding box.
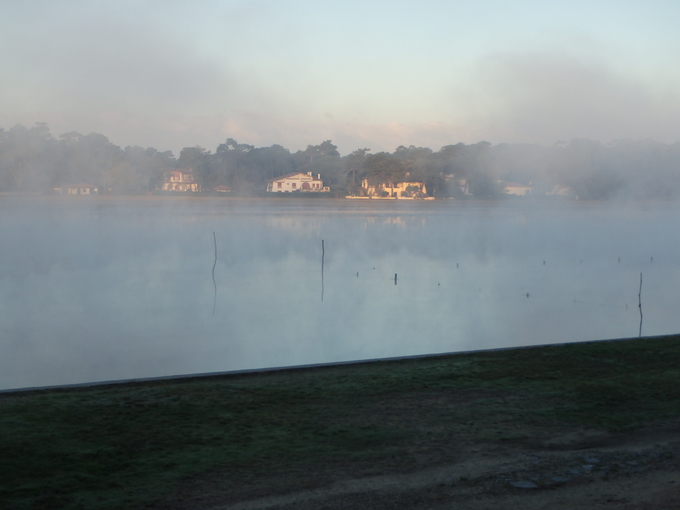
[2,0,680,156]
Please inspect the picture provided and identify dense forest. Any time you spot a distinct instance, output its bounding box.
[2,122,680,200]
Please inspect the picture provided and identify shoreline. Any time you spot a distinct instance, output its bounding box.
[0,333,655,395]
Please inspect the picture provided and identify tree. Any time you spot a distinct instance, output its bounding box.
[124,146,175,192]
[295,140,340,166]
[241,145,295,195]
[178,146,212,189]
[363,152,407,186]
[343,148,371,194]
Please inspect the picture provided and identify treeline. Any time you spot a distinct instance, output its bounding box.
[2,122,680,199]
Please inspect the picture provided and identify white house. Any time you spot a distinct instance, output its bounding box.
[266,172,330,192]
[161,170,200,192]
[503,182,533,196]
[358,178,431,199]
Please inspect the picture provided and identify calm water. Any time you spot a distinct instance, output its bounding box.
[1,196,679,390]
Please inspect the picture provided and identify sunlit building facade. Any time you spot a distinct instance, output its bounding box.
[161,170,200,192]
[266,172,330,192]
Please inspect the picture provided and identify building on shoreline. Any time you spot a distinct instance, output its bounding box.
[503,182,533,196]
[352,178,432,199]
[266,172,330,193]
[52,183,99,195]
[160,170,200,192]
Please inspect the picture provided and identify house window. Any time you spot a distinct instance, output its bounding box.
[277,182,282,188]
[292,183,296,189]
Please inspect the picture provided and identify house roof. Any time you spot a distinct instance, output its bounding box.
[267,172,320,182]
[362,179,424,187]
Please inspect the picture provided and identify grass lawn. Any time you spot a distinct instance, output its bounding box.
[2,335,680,509]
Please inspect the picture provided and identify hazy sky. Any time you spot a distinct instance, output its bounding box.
[2,0,679,155]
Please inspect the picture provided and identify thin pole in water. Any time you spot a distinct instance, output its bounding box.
[638,272,643,337]
[212,231,217,317]
[321,240,325,302]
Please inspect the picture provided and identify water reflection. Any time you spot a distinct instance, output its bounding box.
[1,197,679,390]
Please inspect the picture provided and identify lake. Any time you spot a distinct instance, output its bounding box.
[1,196,679,390]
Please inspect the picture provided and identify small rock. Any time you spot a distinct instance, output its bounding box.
[584,457,600,464]
[510,481,539,489]
[582,465,595,471]
[570,469,581,475]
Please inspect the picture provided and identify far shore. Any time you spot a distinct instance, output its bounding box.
[0,190,581,202]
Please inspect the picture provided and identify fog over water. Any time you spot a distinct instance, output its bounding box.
[1,197,679,390]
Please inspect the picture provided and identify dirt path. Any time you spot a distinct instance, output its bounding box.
[207,426,680,510]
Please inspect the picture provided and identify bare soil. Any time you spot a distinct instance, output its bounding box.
[168,416,680,510]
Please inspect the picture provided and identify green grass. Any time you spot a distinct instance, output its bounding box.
[2,335,680,509]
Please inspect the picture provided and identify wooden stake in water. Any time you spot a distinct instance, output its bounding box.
[638,272,643,337]
[321,240,325,302]
[394,273,397,285]
[212,231,217,317]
